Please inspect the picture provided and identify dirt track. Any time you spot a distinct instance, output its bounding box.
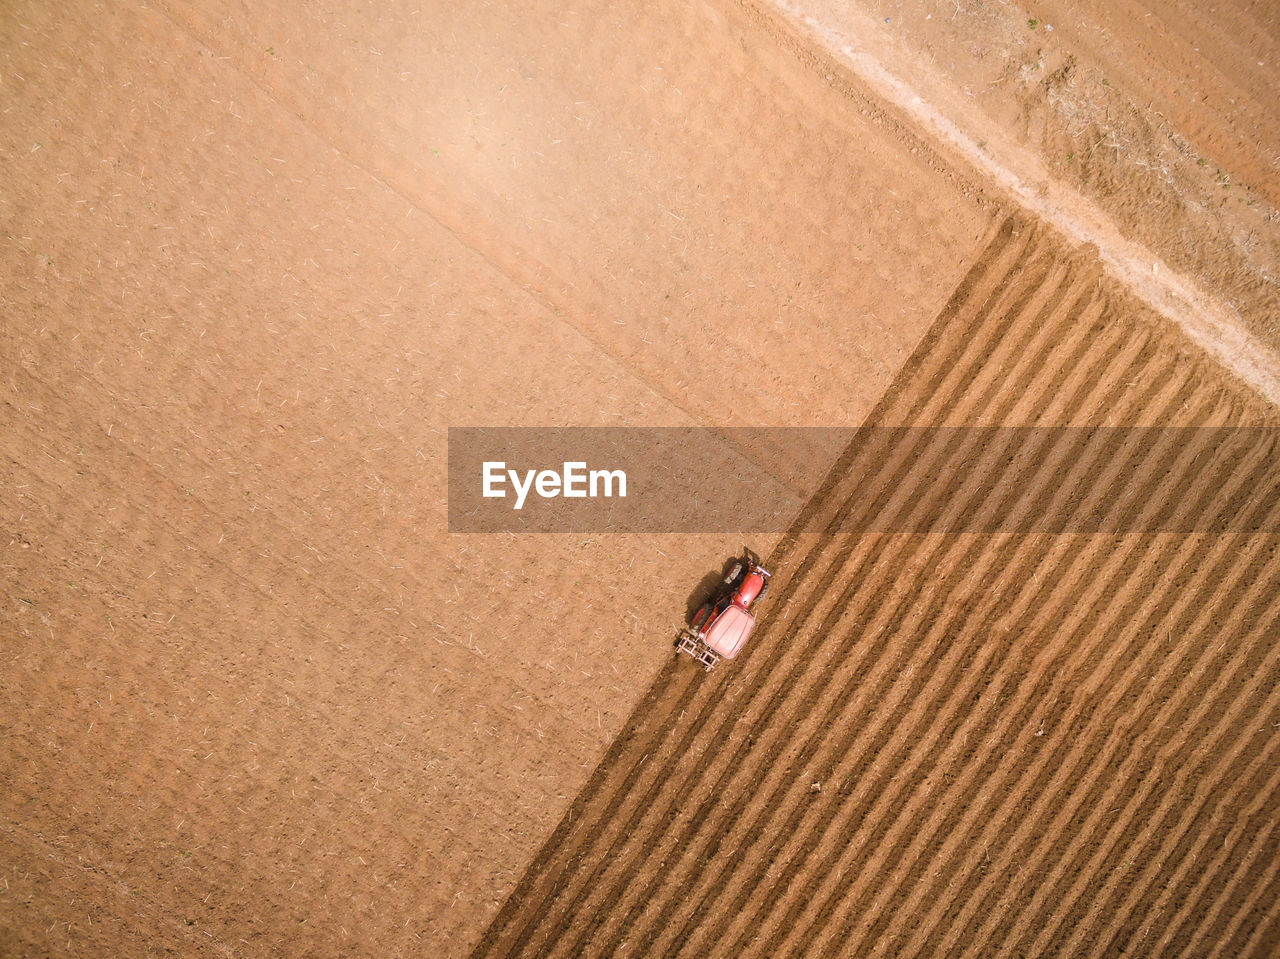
[3,0,1279,956]
[473,218,1280,958]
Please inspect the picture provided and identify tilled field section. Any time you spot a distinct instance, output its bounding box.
[472,217,1280,959]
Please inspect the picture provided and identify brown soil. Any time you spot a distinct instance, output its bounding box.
[2,0,1278,957]
[792,0,1280,349]
[2,0,987,955]
[473,218,1280,959]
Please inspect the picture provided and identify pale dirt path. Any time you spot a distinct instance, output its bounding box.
[766,0,1280,408]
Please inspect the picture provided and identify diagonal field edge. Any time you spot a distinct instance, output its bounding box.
[465,214,1023,959]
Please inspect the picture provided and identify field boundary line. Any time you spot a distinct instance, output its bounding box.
[754,0,1280,409]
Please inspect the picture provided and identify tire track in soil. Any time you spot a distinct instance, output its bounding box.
[609,223,1175,959]
[469,215,1280,959]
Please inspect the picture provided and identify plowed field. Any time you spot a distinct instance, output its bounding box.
[4,0,1280,956]
[472,218,1280,958]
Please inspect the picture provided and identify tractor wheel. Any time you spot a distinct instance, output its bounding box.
[691,604,711,631]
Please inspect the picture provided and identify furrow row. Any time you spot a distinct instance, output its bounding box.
[472,217,1280,959]
[552,228,1096,959]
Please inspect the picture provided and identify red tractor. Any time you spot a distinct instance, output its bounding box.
[675,556,771,671]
